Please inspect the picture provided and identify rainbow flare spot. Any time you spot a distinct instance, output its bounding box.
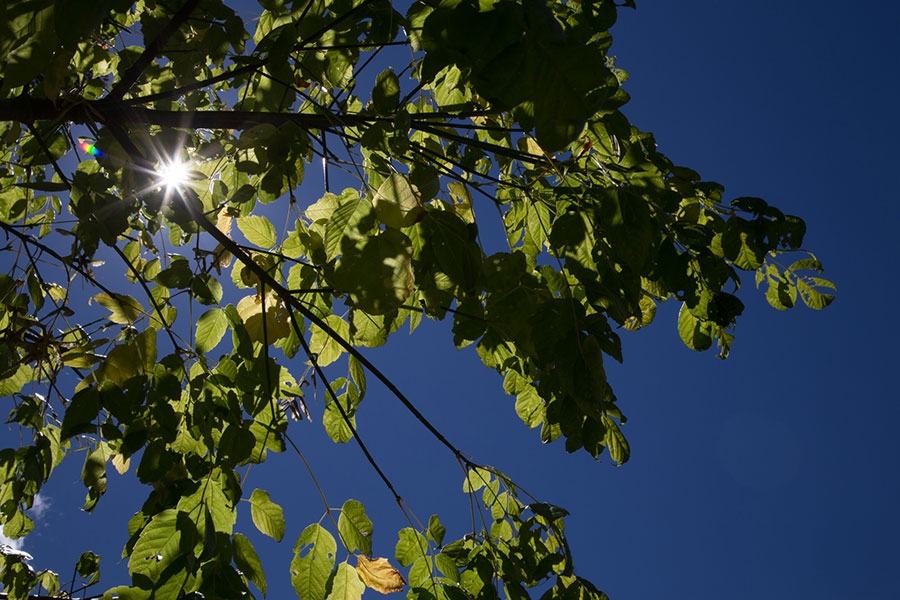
[79,140,104,157]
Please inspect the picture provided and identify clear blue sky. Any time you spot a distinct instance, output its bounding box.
[6,2,900,599]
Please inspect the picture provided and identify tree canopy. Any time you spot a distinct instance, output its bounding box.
[0,0,834,599]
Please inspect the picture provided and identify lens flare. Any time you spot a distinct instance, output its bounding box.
[79,140,104,157]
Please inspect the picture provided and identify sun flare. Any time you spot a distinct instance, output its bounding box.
[156,158,190,192]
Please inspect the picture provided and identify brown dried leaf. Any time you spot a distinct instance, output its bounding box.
[355,556,406,594]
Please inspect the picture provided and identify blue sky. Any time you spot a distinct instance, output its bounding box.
[5,1,900,599]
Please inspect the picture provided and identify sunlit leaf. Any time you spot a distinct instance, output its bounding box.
[308,315,351,367]
[326,562,365,600]
[249,489,285,542]
[395,528,428,567]
[238,215,278,247]
[372,174,425,228]
[91,293,143,324]
[196,307,228,354]
[338,499,373,555]
[292,524,337,600]
[427,514,446,547]
[602,415,630,465]
[129,510,182,582]
[236,293,291,344]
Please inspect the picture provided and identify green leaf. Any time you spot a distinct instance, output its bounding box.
[195,308,228,354]
[435,552,459,582]
[238,215,278,247]
[233,533,267,597]
[797,277,836,310]
[61,388,100,438]
[308,315,351,367]
[191,273,224,305]
[292,524,337,600]
[128,509,183,583]
[463,467,493,492]
[249,489,285,542]
[323,391,357,444]
[330,228,415,315]
[39,569,60,594]
[337,499,373,555]
[326,562,365,600]
[76,551,101,585]
[81,448,107,512]
[0,364,32,396]
[325,192,374,260]
[395,528,428,567]
[372,174,425,228]
[94,343,142,386]
[154,259,193,289]
[527,502,570,521]
[677,303,713,351]
[407,556,433,588]
[236,292,291,344]
[91,292,143,324]
[372,69,401,115]
[602,415,629,465]
[515,385,544,429]
[348,354,367,398]
[427,514,446,547]
[765,275,796,311]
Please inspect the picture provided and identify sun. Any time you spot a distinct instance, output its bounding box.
[156,158,191,192]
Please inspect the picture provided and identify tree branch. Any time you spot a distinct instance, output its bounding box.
[0,97,383,131]
[106,0,204,101]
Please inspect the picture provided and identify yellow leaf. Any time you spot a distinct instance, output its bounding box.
[216,210,234,235]
[372,174,425,228]
[236,293,291,344]
[111,454,130,475]
[355,556,406,594]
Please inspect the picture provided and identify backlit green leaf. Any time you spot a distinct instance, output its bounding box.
[325,192,373,260]
[326,562,365,600]
[128,510,182,582]
[677,303,713,351]
[91,292,143,324]
[292,524,337,600]
[238,215,278,247]
[601,415,629,465]
[338,499,373,555]
[372,174,425,228]
[797,277,836,310]
[308,315,351,367]
[250,489,285,542]
[395,528,428,567]
[195,307,228,354]
[463,467,493,492]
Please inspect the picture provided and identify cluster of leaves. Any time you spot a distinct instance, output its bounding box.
[0,0,833,598]
[290,469,607,600]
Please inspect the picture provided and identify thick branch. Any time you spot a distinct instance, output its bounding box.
[0,97,380,131]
